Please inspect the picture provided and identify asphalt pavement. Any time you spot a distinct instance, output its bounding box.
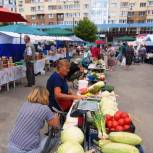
[0,64,153,153]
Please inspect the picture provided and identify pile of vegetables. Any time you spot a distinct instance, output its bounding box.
[61,126,84,144]
[88,72,105,81]
[105,111,132,132]
[88,81,105,94]
[57,126,85,153]
[92,110,108,139]
[94,132,142,153]
[100,91,118,116]
[79,81,105,95]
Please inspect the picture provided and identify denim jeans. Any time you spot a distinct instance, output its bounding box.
[8,135,47,153]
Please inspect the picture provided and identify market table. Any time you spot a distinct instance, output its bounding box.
[0,65,26,91]
[34,58,47,74]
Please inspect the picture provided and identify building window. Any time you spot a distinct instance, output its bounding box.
[149,1,153,6]
[140,3,146,7]
[31,7,36,12]
[31,15,36,20]
[84,4,89,9]
[120,2,128,8]
[37,6,44,11]
[119,20,127,23]
[48,5,56,10]
[48,14,54,18]
[147,19,153,22]
[120,11,127,17]
[139,11,146,16]
[84,13,88,17]
[39,15,44,19]
[111,3,117,7]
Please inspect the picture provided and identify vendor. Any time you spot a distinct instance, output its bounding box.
[24,35,36,87]
[46,59,85,112]
[8,86,60,153]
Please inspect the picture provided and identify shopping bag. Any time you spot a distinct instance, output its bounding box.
[121,57,126,66]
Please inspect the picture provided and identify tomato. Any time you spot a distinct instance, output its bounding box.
[121,112,129,118]
[123,125,130,130]
[115,111,123,118]
[106,120,112,129]
[116,126,123,131]
[124,117,131,124]
[105,114,112,121]
[112,120,118,128]
[118,118,125,126]
[114,113,120,121]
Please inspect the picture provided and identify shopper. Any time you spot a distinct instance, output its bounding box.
[125,45,134,69]
[46,59,85,112]
[24,35,36,87]
[8,86,60,153]
[139,45,147,63]
[107,44,116,71]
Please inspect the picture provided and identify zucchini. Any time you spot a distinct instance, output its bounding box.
[109,132,142,145]
[101,142,139,153]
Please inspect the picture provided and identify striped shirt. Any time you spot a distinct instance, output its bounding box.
[9,102,53,151]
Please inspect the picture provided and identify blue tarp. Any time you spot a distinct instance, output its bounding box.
[0,44,25,62]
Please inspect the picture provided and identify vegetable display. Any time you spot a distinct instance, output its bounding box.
[100,142,139,153]
[88,81,105,94]
[92,110,108,139]
[105,111,132,132]
[61,126,84,144]
[109,132,142,145]
[57,141,84,153]
[100,92,118,116]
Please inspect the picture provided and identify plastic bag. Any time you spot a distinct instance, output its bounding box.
[121,57,126,66]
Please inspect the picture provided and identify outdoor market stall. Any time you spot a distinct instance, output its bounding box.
[0,65,26,91]
[50,63,144,153]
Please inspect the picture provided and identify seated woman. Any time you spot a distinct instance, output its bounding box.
[46,59,85,112]
[8,86,59,153]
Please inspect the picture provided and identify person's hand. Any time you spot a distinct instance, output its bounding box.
[53,113,61,128]
[76,95,87,100]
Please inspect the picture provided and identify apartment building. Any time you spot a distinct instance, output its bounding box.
[108,0,153,24]
[16,0,90,25]
[89,0,109,24]
[0,0,16,12]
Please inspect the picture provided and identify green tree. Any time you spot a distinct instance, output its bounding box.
[74,18,97,42]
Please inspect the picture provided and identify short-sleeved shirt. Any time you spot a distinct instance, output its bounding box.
[9,102,53,151]
[46,71,69,111]
[24,42,36,62]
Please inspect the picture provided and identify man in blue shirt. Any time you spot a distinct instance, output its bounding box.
[47,59,85,112]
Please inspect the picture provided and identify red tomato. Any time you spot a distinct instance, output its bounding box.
[121,112,129,118]
[114,113,120,121]
[124,117,131,124]
[116,126,123,131]
[124,125,130,130]
[105,114,112,121]
[115,111,123,118]
[118,118,125,126]
[112,120,118,128]
[106,120,112,129]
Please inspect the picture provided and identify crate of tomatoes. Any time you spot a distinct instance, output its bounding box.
[105,111,135,133]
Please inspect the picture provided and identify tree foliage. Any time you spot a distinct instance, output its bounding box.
[74,18,97,42]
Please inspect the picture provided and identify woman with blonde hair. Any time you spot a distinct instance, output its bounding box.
[8,86,60,153]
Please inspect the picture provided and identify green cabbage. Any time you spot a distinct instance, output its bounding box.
[61,126,84,144]
[57,141,84,153]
